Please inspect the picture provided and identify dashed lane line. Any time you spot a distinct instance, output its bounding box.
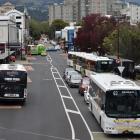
[66,109,80,115]
[62,96,72,99]
[27,77,32,83]
[48,53,94,140]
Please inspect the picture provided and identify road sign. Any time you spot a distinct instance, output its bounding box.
[118,66,125,74]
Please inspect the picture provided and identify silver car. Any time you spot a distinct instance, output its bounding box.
[67,73,82,87]
[65,71,79,83]
[63,67,75,79]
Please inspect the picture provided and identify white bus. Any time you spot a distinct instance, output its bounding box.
[67,52,114,76]
[0,64,27,104]
[88,73,140,134]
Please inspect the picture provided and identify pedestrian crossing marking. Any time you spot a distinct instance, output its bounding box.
[25,66,34,71]
[27,77,32,83]
[27,56,36,60]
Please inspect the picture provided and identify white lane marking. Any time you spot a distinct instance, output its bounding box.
[25,66,34,71]
[51,67,75,140]
[66,109,80,115]
[27,77,32,83]
[57,85,66,88]
[55,78,61,80]
[43,78,53,81]
[92,132,104,134]
[49,55,94,140]
[62,96,72,99]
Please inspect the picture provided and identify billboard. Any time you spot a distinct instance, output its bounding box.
[67,29,74,51]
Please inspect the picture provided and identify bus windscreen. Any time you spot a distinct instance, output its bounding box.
[106,90,140,118]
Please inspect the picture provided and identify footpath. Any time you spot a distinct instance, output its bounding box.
[11,56,31,65]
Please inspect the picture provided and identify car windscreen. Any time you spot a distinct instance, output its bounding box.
[71,75,82,80]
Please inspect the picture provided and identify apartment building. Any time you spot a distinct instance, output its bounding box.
[121,2,140,25]
[48,2,78,24]
[48,0,126,23]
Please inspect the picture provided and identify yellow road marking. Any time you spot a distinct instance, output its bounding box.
[25,66,34,71]
[0,106,22,109]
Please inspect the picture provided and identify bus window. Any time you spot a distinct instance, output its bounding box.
[96,61,113,73]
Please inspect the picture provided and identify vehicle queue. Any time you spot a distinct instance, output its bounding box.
[64,51,140,135]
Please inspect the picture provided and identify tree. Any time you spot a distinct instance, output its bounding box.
[29,19,50,40]
[75,14,116,54]
[49,19,69,39]
[103,23,140,63]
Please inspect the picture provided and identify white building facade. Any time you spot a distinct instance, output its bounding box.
[5,9,29,46]
[0,16,18,44]
[121,2,140,25]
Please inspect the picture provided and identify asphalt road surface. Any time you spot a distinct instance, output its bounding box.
[0,46,140,140]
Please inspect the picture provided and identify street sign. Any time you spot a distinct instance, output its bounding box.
[118,66,125,74]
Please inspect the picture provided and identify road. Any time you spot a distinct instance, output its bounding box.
[0,47,139,140]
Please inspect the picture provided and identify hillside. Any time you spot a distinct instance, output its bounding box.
[0,0,63,21]
[0,0,139,21]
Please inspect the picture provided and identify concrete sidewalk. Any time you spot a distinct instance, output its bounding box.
[11,57,31,65]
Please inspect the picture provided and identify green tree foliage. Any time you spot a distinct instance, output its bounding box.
[75,14,116,54]
[29,19,68,40]
[49,19,69,39]
[29,19,49,40]
[103,24,140,63]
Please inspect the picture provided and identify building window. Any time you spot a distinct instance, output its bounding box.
[16,22,21,28]
[16,16,21,19]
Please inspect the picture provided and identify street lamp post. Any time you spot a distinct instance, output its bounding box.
[20,28,22,60]
[117,21,120,59]
[7,24,10,63]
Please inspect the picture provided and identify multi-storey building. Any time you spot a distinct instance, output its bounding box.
[48,0,126,23]
[48,2,78,24]
[5,9,29,45]
[121,2,140,25]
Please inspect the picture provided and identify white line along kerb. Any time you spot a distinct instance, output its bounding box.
[49,55,94,140]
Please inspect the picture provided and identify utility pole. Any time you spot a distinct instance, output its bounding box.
[20,28,22,60]
[117,21,120,60]
[8,24,10,63]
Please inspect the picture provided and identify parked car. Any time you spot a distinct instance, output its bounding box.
[63,67,75,79]
[78,77,90,95]
[55,44,60,50]
[135,64,140,73]
[65,70,79,83]
[67,73,82,87]
[46,46,57,51]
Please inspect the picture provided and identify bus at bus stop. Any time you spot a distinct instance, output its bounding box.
[88,73,140,134]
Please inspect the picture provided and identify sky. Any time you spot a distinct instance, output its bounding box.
[127,0,140,4]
